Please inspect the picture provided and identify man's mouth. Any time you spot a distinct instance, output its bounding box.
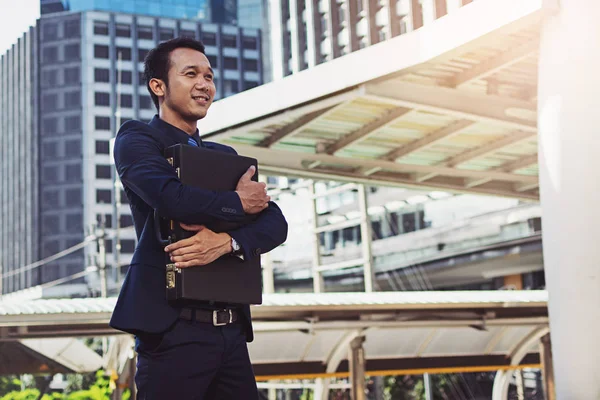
[192,95,210,102]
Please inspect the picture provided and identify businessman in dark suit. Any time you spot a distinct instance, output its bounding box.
[110,37,288,399]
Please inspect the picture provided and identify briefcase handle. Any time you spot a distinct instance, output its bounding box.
[154,210,171,247]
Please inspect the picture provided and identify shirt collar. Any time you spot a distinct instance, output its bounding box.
[149,115,203,146]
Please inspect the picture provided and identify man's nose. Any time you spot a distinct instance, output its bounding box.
[195,79,210,91]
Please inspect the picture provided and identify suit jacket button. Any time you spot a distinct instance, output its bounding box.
[254,248,261,256]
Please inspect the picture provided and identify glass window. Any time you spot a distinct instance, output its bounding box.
[42,70,58,86]
[223,57,238,70]
[116,24,131,38]
[66,214,82,232]
[43,117,58,134]
[64,66,80,84]
[42,47,58,63]
[243,80,258,90]
[43,165,59,182]
[43,23,58,41]
[96,189,112,204]
[95,68,110,82]
[64,19,80,37]
[139,95,152,110]
[43,240,60,257]
[65,188,81,206]
[96,165,112,179]
[222,34,237,48]
[97,214,112,228]
[138,48,150,62]
[64,43,80,60]
[64,91,80,108]
[121,239,136,253]
[180,29,196,39]
[242,36,257,50]
[94,21,109,35]
[95,92,110,106]
[65,115,80,132]
[94,45,109,59]
[138,71,146,85]
[116,47,132,61]
[207,55,217,68]
[120,214,134,227]
[224,79,239,93]
[120,94,133,108]
[116,70,132,84]
[96,140,110,154]
[160,28,175,41]
[43,94,58,111]
[43,142,58,158]
[137,26,153,40]
[95,116,111,130]
[44,190,59,208]
[65,139,81,156]
[243,59,258,71]
[202,32,216,46]
[65,164,81,181]
[43,216,59,235]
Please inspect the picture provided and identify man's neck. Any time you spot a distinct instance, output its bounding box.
[159,109,197,136]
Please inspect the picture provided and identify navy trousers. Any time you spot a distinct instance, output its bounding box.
[135,318,258,400]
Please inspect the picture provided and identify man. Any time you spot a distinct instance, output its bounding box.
[110,37,288,399]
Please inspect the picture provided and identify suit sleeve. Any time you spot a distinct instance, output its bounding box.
[114,131,245,223]
[228,201,288,260]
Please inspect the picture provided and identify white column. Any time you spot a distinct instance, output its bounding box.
[538,1,600,398]
[270,0,285,80]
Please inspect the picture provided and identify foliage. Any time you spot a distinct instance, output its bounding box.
[0,377,21,397]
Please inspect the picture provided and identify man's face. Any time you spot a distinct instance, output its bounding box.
[161,48,216,121]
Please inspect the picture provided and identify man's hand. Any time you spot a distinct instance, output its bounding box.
[164,223,232,268]
[235,166,270,215]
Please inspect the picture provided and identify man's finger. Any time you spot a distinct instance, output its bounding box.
[240,165,256,181]
[171,253,198,262]
[164,236,196,252]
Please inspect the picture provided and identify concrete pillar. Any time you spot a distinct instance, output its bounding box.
[349,336,366,400]
[540,334,556,400]
[538,1,600,398]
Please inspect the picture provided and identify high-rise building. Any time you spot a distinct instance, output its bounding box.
[267,0,468,80]
[1,10,263,296]
[40,0,208,20]
[0,27,40,295]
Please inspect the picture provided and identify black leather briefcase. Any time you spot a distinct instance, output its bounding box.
[155,144,262,305]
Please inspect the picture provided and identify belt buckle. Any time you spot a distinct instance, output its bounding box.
[212,309,233,326]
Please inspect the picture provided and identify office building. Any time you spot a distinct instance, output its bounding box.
[267,0,472,80]
[1,10,263,296]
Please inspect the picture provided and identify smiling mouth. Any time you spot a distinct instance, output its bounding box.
[192,95,210,102]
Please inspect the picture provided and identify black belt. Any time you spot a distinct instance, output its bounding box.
[179,307,239,326]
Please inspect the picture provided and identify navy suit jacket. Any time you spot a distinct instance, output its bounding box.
[109,116,288,342]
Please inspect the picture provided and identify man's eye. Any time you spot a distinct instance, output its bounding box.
[205,75,213,81]
[186,72,196,77]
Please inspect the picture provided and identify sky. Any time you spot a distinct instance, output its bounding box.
[1,0,40,55]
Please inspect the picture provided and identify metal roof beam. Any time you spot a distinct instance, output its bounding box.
[324,107,412,154]
[362,81,537,132]
[445,131,535,167]
[447,40,539,87]
[258,105,337,148]
[383,119,475,161]
[464,153,538,188]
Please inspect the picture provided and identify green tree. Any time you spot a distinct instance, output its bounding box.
[0,377,21,397]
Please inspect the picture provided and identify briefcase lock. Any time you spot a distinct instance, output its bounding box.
[213,309,233,326]
[166,263,180,289]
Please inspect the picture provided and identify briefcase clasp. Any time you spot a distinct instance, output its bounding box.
[166,263,180,289]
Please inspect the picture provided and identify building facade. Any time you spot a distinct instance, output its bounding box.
[267,0,474,80]
[1,10,263,296]
[0,28,40,294]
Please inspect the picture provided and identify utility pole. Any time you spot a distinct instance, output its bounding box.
[97,216,108,298]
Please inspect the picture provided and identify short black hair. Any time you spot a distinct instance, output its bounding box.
[143,37,206,111]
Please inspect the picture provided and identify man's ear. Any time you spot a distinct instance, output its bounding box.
[149,78,166,98]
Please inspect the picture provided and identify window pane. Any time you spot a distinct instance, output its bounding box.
[120,214,134,227]
[138,48,149,62]
[43,94,58,112]
[95,92,110,106]
[222,34,237,47]
[223,57,238,70]
[207,55,217,68]
[64,20,80,37]
[64,67,80,84]
[94,68,110,82]
[65,164,81,181]
[96,140,110,154]
[202,32,216,46]
[94,45,109,59]
[116,47,132,61]
[243,59,258,72]
[96,189,112,204]
[160,28,174,41]
[139,95,152,109]
[121,239,136,253]
[137,26,153,40]
[180,29,196,39]
[120,94,133,108]
[116,24,131,38]
[64,43,80,61]
[65,139,81,156]
[43,23,58,41]
[95,116,111,130]
[242,36,257,50]
[65,188,81,206]
[64,91,80,108]
[42,117,58,134]
[65,115,81,132]
[96,165,112,179]
[43,47,58,63]
[94,21,109,35]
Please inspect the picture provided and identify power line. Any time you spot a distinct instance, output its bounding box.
[0,234,97,279]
